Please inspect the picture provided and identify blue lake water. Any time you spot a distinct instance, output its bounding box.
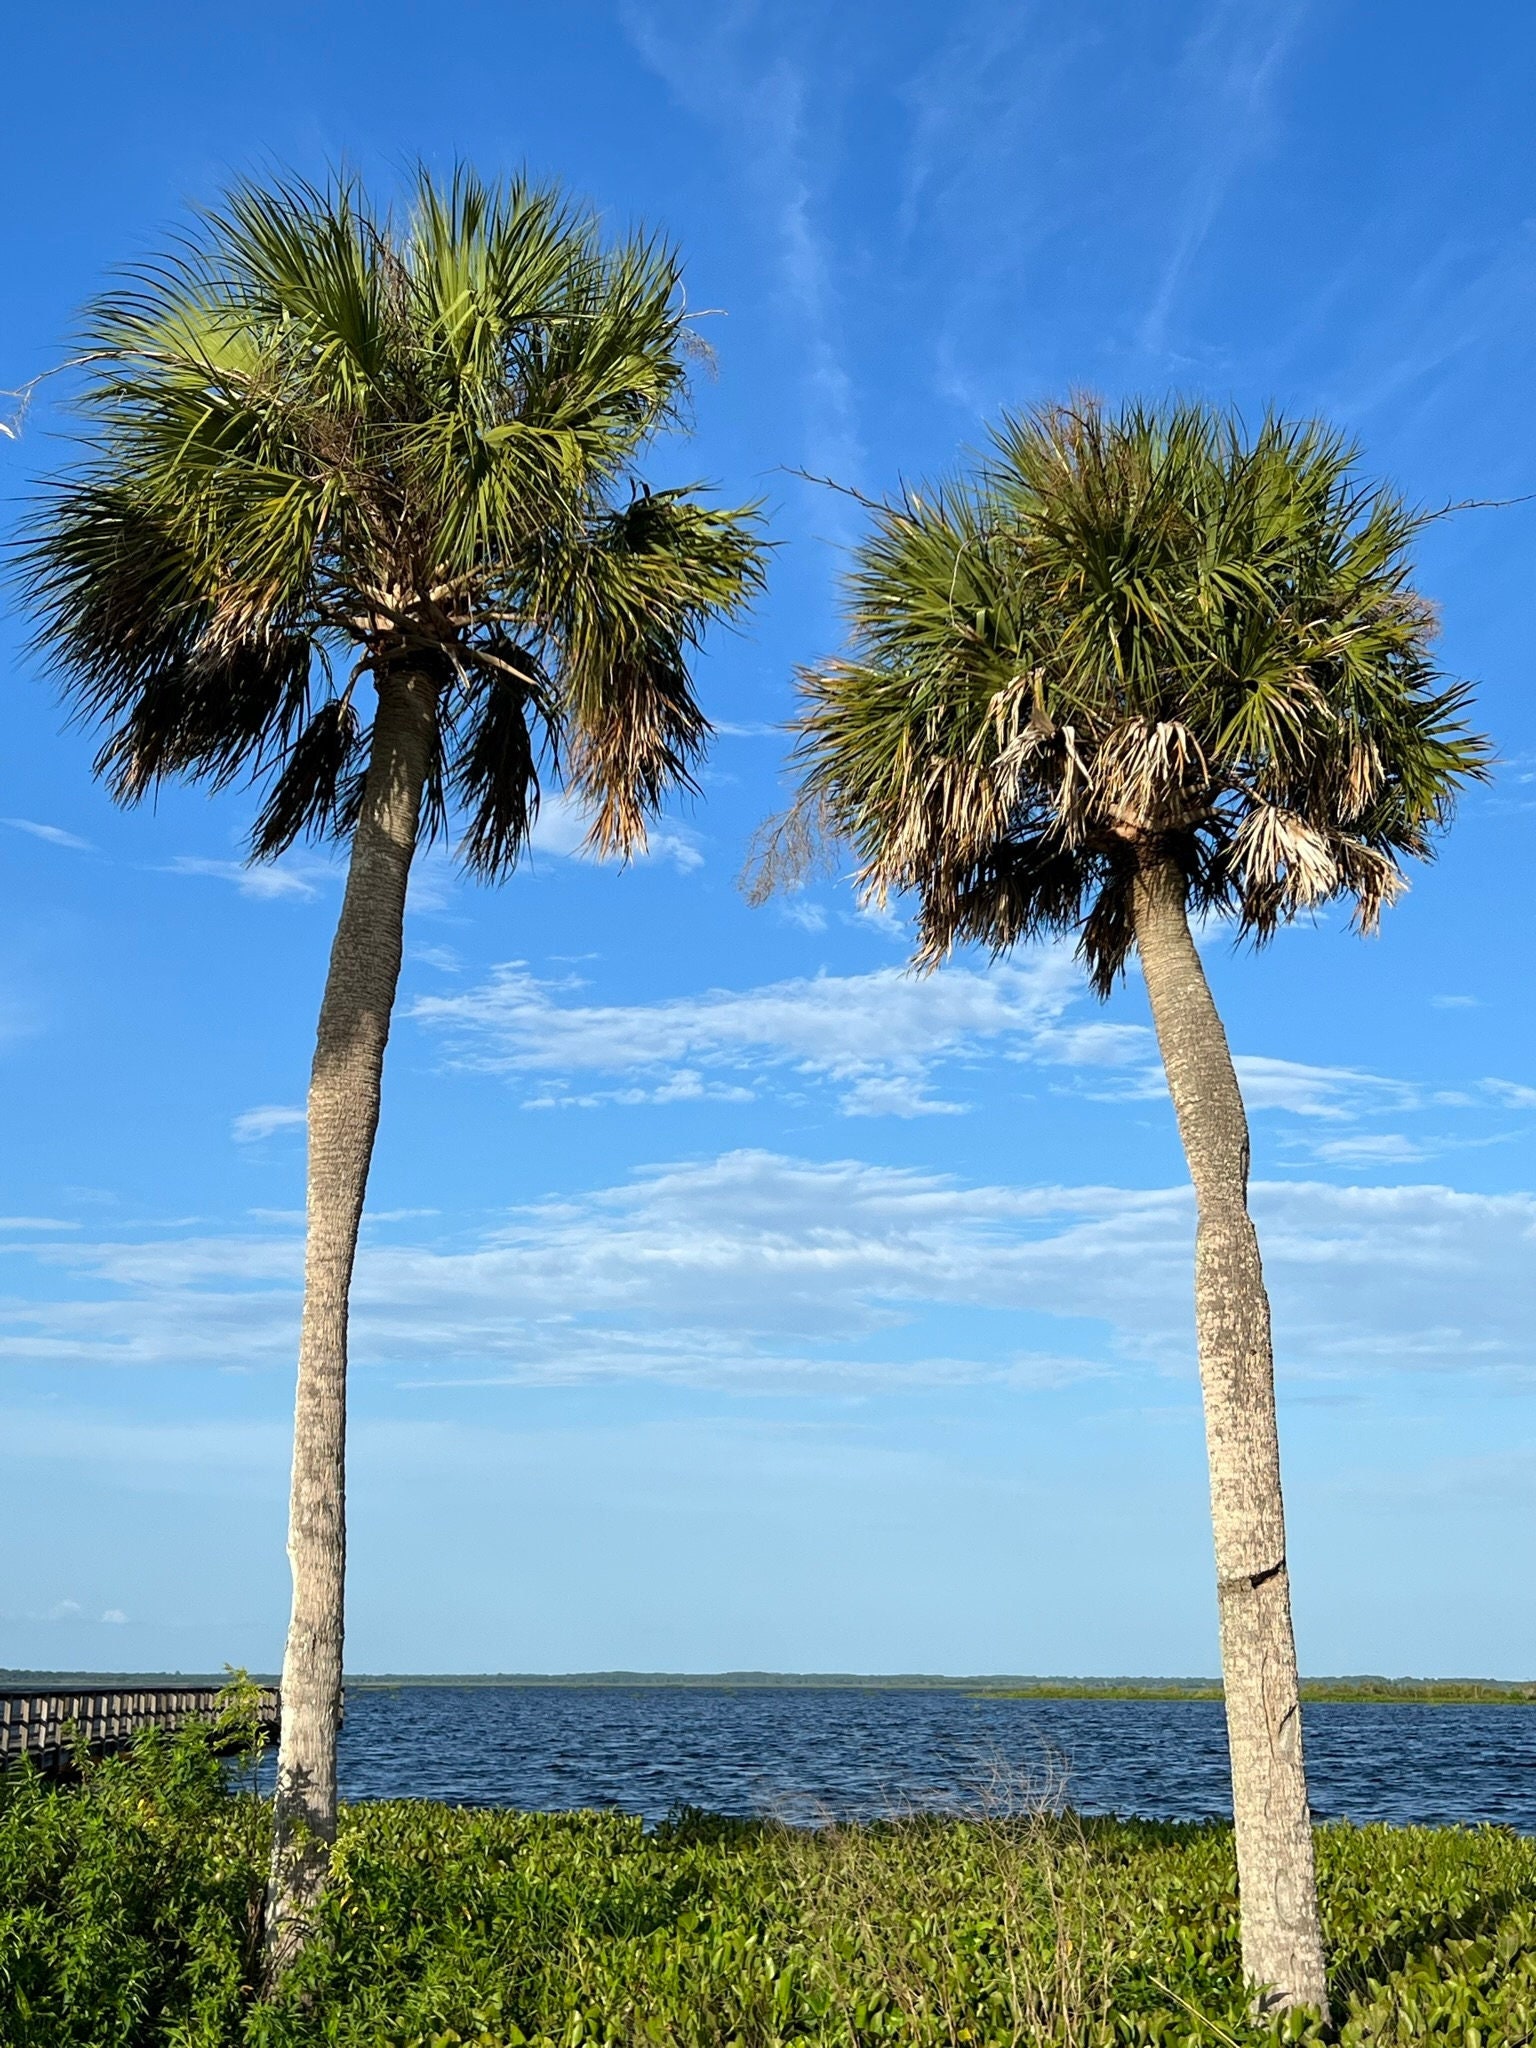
[325,1687,1536,1831]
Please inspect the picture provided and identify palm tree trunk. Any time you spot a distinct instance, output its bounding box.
[1132,856,1328,2018]
[264,667,436,1978]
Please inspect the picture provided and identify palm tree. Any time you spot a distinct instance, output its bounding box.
[763,399,1486,2015]
[22,168,764,1970]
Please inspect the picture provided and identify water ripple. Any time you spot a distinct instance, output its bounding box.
[328,1688,1536,1830]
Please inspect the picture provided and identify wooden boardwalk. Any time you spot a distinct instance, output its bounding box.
[0,1685,280,1774]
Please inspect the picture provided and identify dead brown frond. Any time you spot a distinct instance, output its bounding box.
[1338,840,1407,935]
[738,786,843,905]
[1095,717,1210,830]
[1228,804,1340,910]
[1339,736,1384,822]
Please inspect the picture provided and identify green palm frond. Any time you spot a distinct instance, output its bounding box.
[250,698,366,858]
[451,643,558,881]
[554,487,766,856]
[784,397,1489,987]
[19,167,765,873]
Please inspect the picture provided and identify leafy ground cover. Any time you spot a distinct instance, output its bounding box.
[0,1721,1532,2047]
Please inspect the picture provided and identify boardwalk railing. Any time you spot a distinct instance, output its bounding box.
[0,1686,280,1773]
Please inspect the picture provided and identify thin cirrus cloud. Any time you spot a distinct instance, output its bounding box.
[1486,1079,1536,1110]
[1305,1133,1432,1168]
[410,955,1533,1145]
[1229,1055,1424,1120]
[1079,1048,1533,1166]
[411,953,1122,1118]
[0,1150,1529,1395]
[2,817,93,852]
[232,1105,307,1143]
[1136,0,1308,354]
[164,855,327,901]
[625,7,863,498]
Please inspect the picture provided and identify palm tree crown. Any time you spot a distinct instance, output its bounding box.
[787,399,1486,988]
[25,168,763,864]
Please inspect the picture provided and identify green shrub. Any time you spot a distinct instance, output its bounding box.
[0,1723,265,2046]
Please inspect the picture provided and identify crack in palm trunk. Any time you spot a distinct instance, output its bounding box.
[263,667,435,1980]
[1132,858,1329,2019]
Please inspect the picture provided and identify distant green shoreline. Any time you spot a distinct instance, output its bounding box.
[973,1681,1536,1705]
[4,1668,1532,1704]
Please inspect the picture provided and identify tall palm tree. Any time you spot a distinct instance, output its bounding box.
[764,399,1486,2015]
[22,168,764,1970]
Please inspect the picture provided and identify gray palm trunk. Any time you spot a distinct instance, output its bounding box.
[264,667,436,1976]
[1131,859,1329,2017]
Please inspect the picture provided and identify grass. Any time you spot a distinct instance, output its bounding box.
[1,1719,1533,2046]
[974,1681,1536,1705]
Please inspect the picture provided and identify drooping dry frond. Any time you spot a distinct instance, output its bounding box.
[738,785,841,907]
[18,168,766,877]
[778,398,1489,990]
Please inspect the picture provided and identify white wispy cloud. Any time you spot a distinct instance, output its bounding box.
[1486,1079,1536,1110]
[232,1105,307,1143]
[1138,0,1310,353]
[1319,224,1536,430]
[781,899,829,933]
[405,846,458,914]
[625,4,862,491]
[2,818,93,852]
[522,1070,756,1113]
[895,0,1310,406]
[165,856,327,901]
[1306,1133,1430,1168]
[895,4,1089,414]
[1232,1054,1420,1120]
[1081,1048,1435,1125]
[412,954,1091,1115]
[410,955,1519,1148]
[840,1074,967,1119]
[0,1151,1529,1393]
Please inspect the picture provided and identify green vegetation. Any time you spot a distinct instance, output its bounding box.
[974,1681,1536,1707]
[3,1719,1534,2046]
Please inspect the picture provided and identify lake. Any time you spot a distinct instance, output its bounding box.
[326,1687,1536,1830]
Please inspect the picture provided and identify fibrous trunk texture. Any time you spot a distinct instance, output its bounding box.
[264,669,435,1979]
[1132,858,1328,2018]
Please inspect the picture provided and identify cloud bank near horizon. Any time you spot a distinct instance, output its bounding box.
[0,1149,1528,1396]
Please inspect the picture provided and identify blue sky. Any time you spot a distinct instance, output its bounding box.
[0,0,1532,1679]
